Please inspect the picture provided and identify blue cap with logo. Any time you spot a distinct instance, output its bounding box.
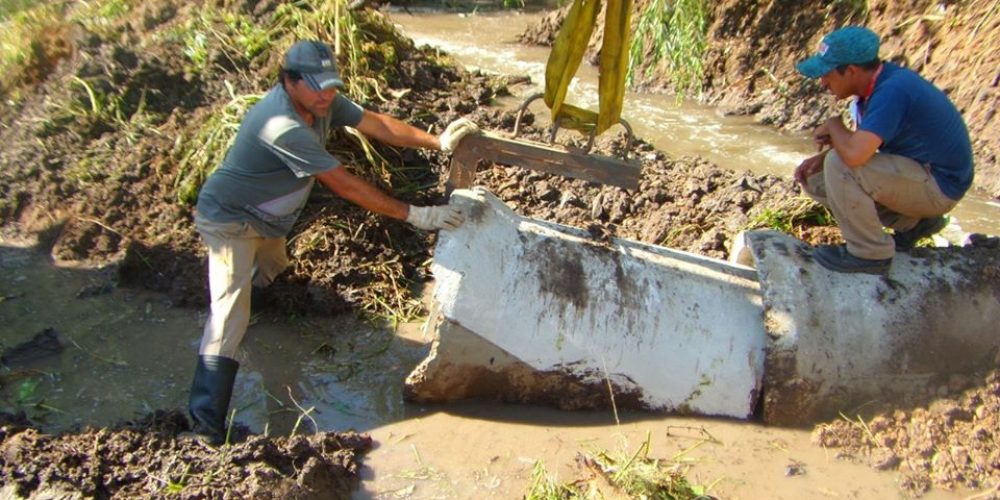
[797,26,880,78]
[284,40,344,91]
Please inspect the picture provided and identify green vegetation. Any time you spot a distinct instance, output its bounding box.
[746,197,832,233]
[525,433,715,499]
[165,6,273,76]
[628,0,708,98]
[0,2,68,99]
[173,83,262,205]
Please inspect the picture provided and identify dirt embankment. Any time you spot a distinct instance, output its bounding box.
[521,0,1000,200]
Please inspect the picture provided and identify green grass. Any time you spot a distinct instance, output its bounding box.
[628,0,709,98]
[173,82,263,205]
[0,0,34,20]
[70,0,136,37]
[746,197,832,233]
[164,6,275,76]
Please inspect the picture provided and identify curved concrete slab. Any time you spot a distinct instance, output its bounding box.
[746,230,1000,425]
[406,189,767,418]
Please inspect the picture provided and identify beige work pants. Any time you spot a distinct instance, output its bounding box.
[803,151,956,260]
[195,214,288,358]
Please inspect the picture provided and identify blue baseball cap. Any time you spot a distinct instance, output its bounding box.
[797,26,880,78]
[284,40,344,91]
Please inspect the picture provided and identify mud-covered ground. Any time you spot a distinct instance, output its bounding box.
[813,371,1000,496]
[0,410,372,499]
[1,0,998,497]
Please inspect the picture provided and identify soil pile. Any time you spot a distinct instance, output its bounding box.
[466,117,840,256]
[0,410,372,499]
[813,370,1000,497]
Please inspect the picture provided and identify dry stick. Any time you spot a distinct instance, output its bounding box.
[286,386,318,436]
[65,335,127,367]
[601,356,620,426]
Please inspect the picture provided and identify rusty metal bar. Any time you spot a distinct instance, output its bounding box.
[446,133,641,195]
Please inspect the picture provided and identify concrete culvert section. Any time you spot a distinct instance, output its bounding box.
[405,188,1000,425]
[746,230,1000,426]
[406,188,768,418]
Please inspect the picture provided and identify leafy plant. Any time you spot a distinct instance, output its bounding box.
[628,0,709,99]
[746,197,832,233]
[172,81,262,205]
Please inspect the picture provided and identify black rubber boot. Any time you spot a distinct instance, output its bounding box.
[186,354,239,446]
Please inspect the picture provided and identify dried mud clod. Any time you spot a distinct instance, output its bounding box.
[812,369,1000,496]
[0,410,373,499]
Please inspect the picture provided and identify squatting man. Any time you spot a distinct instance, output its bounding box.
[793,26,974,275]
[186,40,480,444]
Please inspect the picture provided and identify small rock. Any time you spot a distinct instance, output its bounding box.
[785,459,806,476]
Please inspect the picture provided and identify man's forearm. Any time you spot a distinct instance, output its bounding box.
[316,167,409,220]
[357,111,440,150]
[827,118,879,168]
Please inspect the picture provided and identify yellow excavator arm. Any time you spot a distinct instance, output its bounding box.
[543,0,633,135]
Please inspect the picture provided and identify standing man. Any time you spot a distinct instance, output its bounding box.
[793,26,974,275]
[188,40,480,444]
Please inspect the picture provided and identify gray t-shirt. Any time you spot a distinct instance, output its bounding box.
[196,84,364,238]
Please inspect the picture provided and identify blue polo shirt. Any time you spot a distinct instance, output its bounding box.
[855,63,974,200]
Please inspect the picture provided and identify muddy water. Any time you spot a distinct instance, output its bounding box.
[387,9,1000,237]
[0,241,974,499]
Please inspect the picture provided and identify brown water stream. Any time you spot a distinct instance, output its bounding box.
[387,9,1000,238]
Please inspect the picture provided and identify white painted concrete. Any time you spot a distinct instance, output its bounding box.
[747,230,1000,424]
[430,189,767,418]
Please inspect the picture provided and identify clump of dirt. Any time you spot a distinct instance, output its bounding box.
[813,369,1000,497]
[0,410,372,499]
[465,107,840,257]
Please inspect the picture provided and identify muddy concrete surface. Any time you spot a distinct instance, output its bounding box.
[1,0,999,498]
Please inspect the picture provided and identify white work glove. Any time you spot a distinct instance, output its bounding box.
[439,118,481,153]
[406,204,465,231]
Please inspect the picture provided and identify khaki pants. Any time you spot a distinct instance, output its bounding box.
[195,214,288,358]
[803,151,956,260]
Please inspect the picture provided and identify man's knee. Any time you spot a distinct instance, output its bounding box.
[822,149,852,173]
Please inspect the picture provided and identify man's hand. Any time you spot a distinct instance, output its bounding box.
[794,153,827,186]
[813,121,834,152]
[439,118,481,153]
[406,204,465,231]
